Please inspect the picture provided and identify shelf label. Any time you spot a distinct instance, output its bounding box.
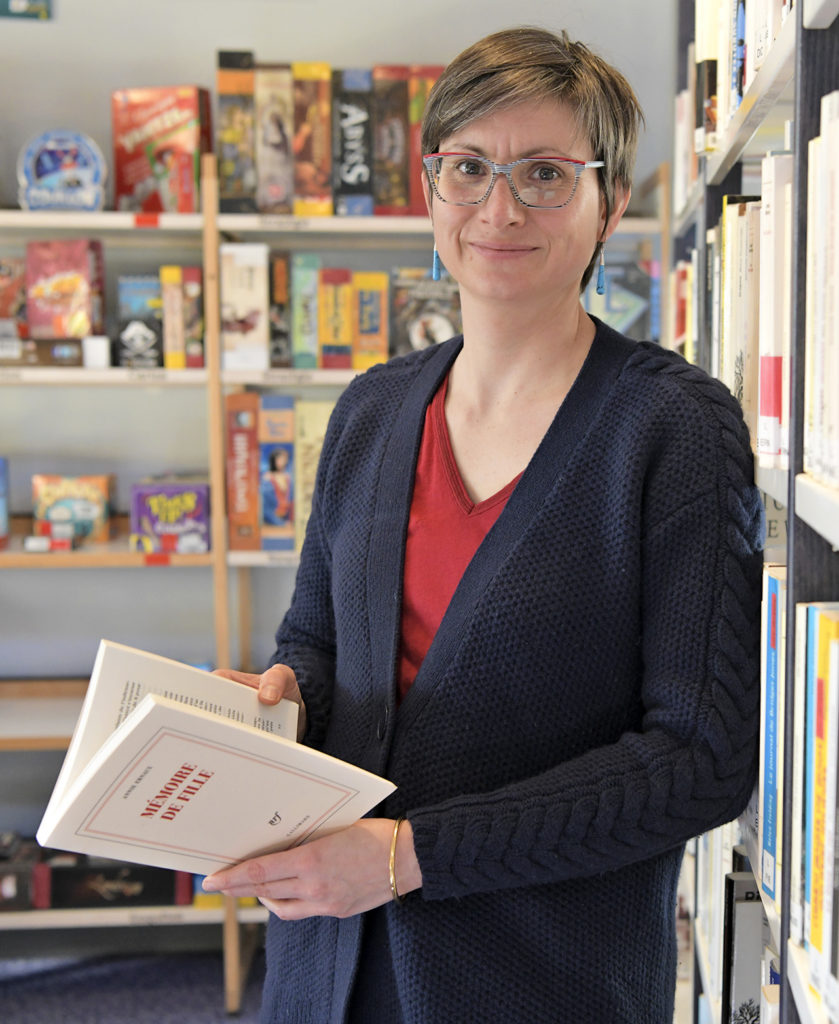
[144,553,171,566]
[127,368,168,383]
[134,213,160,228]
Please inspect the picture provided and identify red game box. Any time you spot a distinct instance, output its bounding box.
[0,257,26,339]
[112,86,212,213]
[25,239,104,340]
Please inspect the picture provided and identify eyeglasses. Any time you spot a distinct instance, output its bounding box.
[422,152,604,209]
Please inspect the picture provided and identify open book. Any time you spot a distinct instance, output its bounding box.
[36,640,396,875]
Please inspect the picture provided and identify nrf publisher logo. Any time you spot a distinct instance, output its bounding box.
[268,811,282,827]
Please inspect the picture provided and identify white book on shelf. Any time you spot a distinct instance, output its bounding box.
[780,179,793,471]
[757,151,793,470]
[826,92,839,489]
[803,134,824,482]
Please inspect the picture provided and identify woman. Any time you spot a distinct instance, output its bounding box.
[205,26,764,1023]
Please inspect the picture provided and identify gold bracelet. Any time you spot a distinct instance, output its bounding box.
[389,816,407,904]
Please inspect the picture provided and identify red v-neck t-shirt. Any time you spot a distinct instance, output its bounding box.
[398,375,522,700]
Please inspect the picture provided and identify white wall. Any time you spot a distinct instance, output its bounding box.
[1,0,676,676]
[0,0,676,834]
[0,0,675,206]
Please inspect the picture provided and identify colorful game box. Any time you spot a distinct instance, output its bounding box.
[182,266,204,368]
[31,474,115,543]
[259,395,295,551]
[389,266,461,357]
[318,267,353,368]
[0,257,27,339]
[159,265,186,369]
[292,61,333,216]
[372,65,411,215]
[352,270,389,370]
[331,68,374,216]
[220,243,270,371]
[115,275,163,368]
[217,51,257,213]
[255,63,294,214]
[291,251,320,369]
[269,251,292,368]
[225,391,260,551]
[129,476,210,554]
[408,65,444,216]
[17,129,106,212]
[25,239,104,339]
[0,256,26,339]
[111,86,212,214]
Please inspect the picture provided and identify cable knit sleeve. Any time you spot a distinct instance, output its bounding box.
[407,350,765,900]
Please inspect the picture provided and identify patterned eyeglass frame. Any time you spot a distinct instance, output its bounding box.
[422,153,605,209]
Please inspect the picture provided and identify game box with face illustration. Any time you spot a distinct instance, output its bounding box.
[112,86,211,214]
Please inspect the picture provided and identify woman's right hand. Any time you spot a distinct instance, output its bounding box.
[214,663,307,742]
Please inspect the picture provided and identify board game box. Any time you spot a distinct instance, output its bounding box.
[331,68,374,216]
[31,473,115,543]
[129,476,210,554]
[115,275,163,368]
[112,86,212,214]
[255,63,294,214]
[217,51,257,213]
[25,239,104,340]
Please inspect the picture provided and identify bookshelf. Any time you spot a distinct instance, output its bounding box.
[0,136,667,1020]
[673,2,839,1022]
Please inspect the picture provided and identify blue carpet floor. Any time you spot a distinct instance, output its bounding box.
[0,950,265,1022]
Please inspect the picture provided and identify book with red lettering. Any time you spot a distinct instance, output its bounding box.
[36,640,395,875]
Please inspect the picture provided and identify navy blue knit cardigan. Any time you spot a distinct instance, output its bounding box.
[260,320,764,1024]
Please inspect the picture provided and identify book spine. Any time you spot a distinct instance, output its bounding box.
[291,252,321,369]
[761,567,782,903]
[220,243,270,372]
[318,267,353,368]
[160,265,186,370]
[352,270,389,370]
[408,65,444,215]
[254,63,294,215]
[224,391,260,551]
[293,400,335,552]
[331,68,374,216]
[269,251,292,368]
[217,51,257,213]
[259,394,295,551]
[182,266,204,368]
[292,61,333,217]
[372,65,411,215]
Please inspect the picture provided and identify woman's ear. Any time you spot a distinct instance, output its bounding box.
[601,183,632,242]
[422,169,433,218]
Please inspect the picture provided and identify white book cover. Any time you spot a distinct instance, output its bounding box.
[803,135,823,481]
[37,640,395,875]
[756,152,793,469]
[220,242,271,371]
[826,94,839,488]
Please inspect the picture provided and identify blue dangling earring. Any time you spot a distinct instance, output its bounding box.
[432,245,442,282]
[595,247,606,296]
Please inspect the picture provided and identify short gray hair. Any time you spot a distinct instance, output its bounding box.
[421,26,645,290]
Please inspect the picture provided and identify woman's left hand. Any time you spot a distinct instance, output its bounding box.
[201,818,421,920]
